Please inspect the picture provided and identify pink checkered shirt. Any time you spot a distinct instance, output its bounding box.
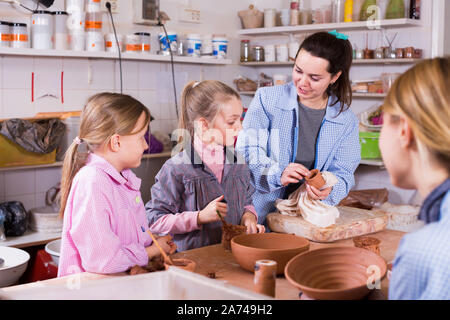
[58,153,152,277]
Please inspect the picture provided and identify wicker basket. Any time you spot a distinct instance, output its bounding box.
[234,77,257,92]
[238,5,264,29]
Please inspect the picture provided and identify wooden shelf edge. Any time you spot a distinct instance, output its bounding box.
[0,48,232,65]
[0,151,172,172]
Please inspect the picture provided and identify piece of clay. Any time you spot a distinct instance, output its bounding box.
[305,169,326,189]
[221,224,247,250]
[164,258,196,272]
[353,236,381,255]
[207,272,216,279]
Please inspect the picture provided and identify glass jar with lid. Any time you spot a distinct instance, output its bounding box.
[253,46,265,62]
[240,39,251,62]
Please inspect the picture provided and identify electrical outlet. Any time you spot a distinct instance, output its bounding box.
[179,6,201,24]
[101,0,119,13]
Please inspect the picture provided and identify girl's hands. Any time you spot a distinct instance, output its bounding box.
[197,195,228,225]
[281,163,310,186]
[146,234,177,259]
[240,212,265,234]
[305,183,332,201]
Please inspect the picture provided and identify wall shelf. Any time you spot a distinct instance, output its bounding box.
[239,58,421,67]
[238,18,422,37]
[353,92,387,98]
[0,152,172,172]
[0,47,232,65]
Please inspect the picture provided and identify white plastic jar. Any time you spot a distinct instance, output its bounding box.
[67,11,85,33]
[0,21,11,48]
[187,33,202,58]
[11,22,28,49]
[158,31,177,55]
[66,0,84,13]
[276,44,289,62]
[201,34,213,56]
[105,33,123,53]
[264,44,276,62]
[85,12,102,32]
[31,11,54,50]
[86,31,104,51]
[134,32,151,53]
[212,35,228,59]
[288,41,300,60]
[264,9,276,28]
[54,11,69,50]
[69,31,85,51]
[86,0,101,13]
[125,34,140,53]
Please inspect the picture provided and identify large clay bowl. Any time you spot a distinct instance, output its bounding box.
[285,247,387,300]
[231,233,310,275]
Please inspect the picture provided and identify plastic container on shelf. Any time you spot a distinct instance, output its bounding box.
[125,34,140,53]
[11,23,28,49]
[264,44,275,62]
[264,9,276,28]
[212,35,228,59]
[86,0,101,13]
[186,33,202,58]
[201,34,213,56]
[105,33,123,52]
[69,31,85,51]
[158,31,177,55]
[31,11,55,50]
[66,0,84,13]
[359,131,381,159]
[0,21,10,48]
[85,11,102,32]
[67,11,85,33]
[86,30,104,51]
[134,32,151,53]
[276,44,289,62]
[54,11,69,50]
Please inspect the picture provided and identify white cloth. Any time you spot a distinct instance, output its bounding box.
[276,171,339,228]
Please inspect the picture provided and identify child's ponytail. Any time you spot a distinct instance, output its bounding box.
[59,139,89,218]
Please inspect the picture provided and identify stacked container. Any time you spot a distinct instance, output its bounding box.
[66,0,85,51]
[54,11,69,50]
[85,1,103,52]
[31,11,54,50]
[0,21,11,48]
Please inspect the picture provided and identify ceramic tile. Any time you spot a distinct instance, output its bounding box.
[35,167,62,194]
[89,59,116,91]
[5,193,35,211]
[2,56,33,89]
[62,58,89,90]
[5,170,35,196]
[115,61,139,91]
[2,89,33,118]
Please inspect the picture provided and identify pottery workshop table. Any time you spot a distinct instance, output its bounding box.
[172,229,405,300]
[2,229,405,300]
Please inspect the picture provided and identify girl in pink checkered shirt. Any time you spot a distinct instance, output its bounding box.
[57,93,176,277]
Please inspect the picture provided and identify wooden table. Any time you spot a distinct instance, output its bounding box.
[172,229,405,299]
[2,229,405,300]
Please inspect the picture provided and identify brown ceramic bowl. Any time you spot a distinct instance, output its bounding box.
[285,247,387,300]
[231,233,310,275]
[164,258,196,272]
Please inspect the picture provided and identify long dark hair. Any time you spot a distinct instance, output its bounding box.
[296,32,353,115]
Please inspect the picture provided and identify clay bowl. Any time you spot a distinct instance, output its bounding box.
[164,258,196,272]
[231,233,310,275]
[285,247,387,300]
[305,169,325,189]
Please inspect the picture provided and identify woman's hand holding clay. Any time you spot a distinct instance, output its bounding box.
[305,183,332,201]
[240,211,266,234]
[281,163,310,186]
[197,195,228,225]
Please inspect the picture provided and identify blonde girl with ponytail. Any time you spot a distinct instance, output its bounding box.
[58,92,176,277]
[380,57,450,299]
[146,80,265,253]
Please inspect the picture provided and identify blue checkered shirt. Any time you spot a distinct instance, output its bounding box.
[389,191,450,300]
[236,82,361,225]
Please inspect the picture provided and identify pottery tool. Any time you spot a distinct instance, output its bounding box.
[141,226,173,265]
[216,210,228,226]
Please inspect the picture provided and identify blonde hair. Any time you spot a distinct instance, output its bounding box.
[178,80,241,146]
[383,57,450,173]
[59,92,151,217]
